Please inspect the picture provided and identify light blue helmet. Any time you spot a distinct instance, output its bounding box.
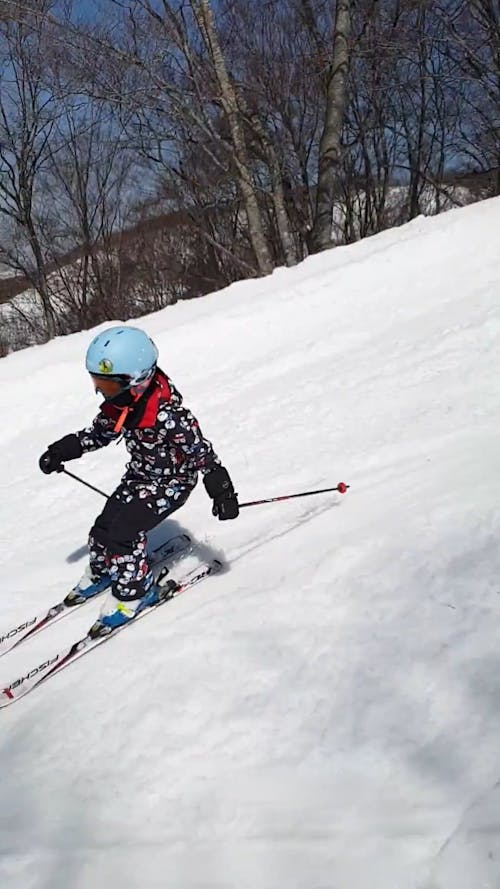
[85,326,159,395]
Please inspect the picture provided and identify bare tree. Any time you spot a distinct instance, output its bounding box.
[436,0,500,193]
[306,0,352,252]
[0,4,61,337]
[43,94,138,329]
[189,0,274,274]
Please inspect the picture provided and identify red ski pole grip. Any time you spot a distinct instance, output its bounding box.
[337,482,348,494]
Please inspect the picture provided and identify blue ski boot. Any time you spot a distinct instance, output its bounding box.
[64,566,111,607]
[88,569,176,639]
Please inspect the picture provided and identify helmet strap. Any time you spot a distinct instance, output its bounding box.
[113,406,131,434]
[112,381,151,432]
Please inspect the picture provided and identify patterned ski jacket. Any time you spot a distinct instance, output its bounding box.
[76,369,220,488]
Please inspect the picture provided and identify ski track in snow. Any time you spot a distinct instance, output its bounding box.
[1,199,500,888]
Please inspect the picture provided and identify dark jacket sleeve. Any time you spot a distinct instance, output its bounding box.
[160,404,221,473]
[76,410,122,453]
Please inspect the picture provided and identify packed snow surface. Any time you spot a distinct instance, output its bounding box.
[0,199,499,889]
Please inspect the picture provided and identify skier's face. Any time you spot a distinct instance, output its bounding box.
[90,373,125,400]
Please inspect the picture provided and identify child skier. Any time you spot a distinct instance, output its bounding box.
[39,326,239,636]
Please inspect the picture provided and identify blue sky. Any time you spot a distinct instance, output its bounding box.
[64,0,103,24]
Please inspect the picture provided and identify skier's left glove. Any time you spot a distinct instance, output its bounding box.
[39,434,82,474]
[203,466,239,520]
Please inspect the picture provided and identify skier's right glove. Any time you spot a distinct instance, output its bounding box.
[203,466,239,521]
[39,434,82,475]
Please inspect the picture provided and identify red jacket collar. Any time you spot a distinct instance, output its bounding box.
[137,370,172,427]
[101,370,173,431]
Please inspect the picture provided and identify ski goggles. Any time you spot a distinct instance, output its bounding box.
[90,373,128,399]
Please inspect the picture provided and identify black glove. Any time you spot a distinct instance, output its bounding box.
[203,466,239,521]
[39,434,82,475]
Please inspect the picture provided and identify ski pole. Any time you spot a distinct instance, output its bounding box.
[61,467,108,499]
[60,466,349,508]
[239,482,349,509]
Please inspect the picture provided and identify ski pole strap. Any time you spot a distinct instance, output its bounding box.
[239,482,349,509]
[61,468,109,499]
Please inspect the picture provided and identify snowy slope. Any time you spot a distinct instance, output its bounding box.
[0,199,499,889]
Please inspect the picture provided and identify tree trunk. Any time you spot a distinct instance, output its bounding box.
[238,98,298,266]
[310,0,352,254]
[25,221,57,339]
[191,0,274,275]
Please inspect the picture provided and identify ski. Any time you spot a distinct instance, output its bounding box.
[0,558,222,710]
[0,533,191,658]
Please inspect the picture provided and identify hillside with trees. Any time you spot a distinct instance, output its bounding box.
[0,0,497,353]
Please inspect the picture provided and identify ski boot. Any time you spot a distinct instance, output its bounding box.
[64,566,111,607]
[88,569,177,639]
